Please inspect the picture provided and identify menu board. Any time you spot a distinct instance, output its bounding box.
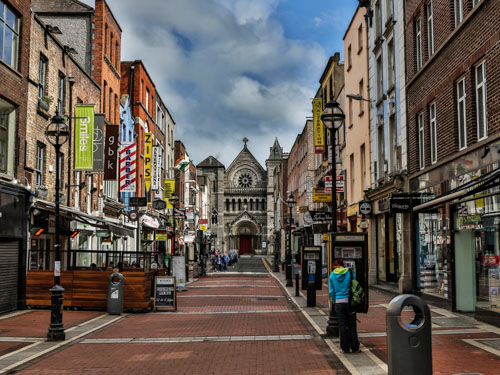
[154,276,176,311]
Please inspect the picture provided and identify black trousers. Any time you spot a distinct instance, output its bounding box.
[334,302,360,353]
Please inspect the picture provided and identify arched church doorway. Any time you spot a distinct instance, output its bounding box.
[236,221,258,255]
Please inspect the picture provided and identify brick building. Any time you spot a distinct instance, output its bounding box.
[405,0,499,325]
[0,0,32,313]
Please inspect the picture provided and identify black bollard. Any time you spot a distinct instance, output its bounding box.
[295,273,300,296]
[307,281,316,307]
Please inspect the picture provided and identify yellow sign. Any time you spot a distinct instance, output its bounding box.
[313,98,325,154]
[323,233,329,242]
[313,189,332,202]
[155,233,167,241]
[144,132,153,192]
[200,225,207,231]
[164,179,175,208]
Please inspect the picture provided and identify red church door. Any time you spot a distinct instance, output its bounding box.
[239,236,252,254]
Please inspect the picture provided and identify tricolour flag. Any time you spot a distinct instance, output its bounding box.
[174,154,189,171]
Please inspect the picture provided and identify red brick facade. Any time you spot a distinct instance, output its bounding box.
[406,0,500,176]
[0,0,31,180]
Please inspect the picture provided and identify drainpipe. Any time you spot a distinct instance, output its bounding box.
[67,78,75,205]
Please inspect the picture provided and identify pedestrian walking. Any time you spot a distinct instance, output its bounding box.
[223,253,228,272]
[329,259,360,354]
[216,255,222,272]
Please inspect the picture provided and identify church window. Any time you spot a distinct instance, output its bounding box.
[238,199,241,211]
[226,199,230,211]
[244,199,247,210]
[250,199,253,211]
[232,199,236,211]
[238,172,253,188]
[262,199,266,211]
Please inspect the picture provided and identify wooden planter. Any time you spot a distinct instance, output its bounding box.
[26,270,154,310]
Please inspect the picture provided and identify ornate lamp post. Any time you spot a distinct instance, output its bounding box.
[285,193,296,287]
[169,193,179,274]
[45,111,69,341]
[321,100,345,337]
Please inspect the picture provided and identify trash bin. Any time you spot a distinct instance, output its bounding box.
[386,294,432,375]
[107,272,124,315]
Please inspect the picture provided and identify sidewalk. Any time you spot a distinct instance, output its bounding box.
[266,258,500,375]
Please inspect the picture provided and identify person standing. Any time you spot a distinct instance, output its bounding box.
[329,259,360,354]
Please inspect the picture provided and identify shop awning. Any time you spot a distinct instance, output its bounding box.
[413,167,500,212]
[108,224,135,238]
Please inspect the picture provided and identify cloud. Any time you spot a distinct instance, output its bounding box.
[79,0,330,166]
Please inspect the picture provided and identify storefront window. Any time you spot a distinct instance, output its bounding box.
[377,215,386,280]
[416,209,451,299]
[455,193,500,313]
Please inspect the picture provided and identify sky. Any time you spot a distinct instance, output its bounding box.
[80,0,358,167]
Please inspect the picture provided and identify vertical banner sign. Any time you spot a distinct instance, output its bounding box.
[164,179,175,209]
[152,146,162,191]
[74,105,94,170]
[144,132,153,192]
[92,114,105,171]
[120,142,137,192]
[104,125,119,180]
[313,99,325,154]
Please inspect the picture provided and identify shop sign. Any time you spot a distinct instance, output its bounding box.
[313,189,332,202]
[74,104,94,170]
[144,133,153,192]
[151,146,162,191]
[92,114,105,172]
[96,230,109,238]
[152,199,166,210]
[308,210,333,222]
[303,211,313,225]
[104,124,119,180]
[142,215,160,229]
[378,198,389,212]
[199,219,208,225]
[185,234,195,244]
[482,254,499,266]
[297,206,308,213]
[164,180,175,208]
[129,197,147,207]
[322,233,329,241]
[390,198,411,213]
[119,142,137,192]
[359,202,372,215]
[156,232,168,241]
[200,225,207,231]
[312,98,325,154]
[186,209,194,222]
[359,220,368,229]
[325,176,333,193]
[336,175,344,193]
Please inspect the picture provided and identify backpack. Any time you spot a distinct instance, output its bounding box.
[349,269,366,313]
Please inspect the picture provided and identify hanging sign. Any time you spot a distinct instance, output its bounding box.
[313,189,332,202]
[104,124,119,180]
[313,98,325,154]
[74,104,94,170]
[144,132,153,192]
[325,175,333,193]
[336,175,345,193]
[152,146,162,191]
[92,114,105,171]
[120,142,137,192]
[164,179,175,209]
[359,202,372,215]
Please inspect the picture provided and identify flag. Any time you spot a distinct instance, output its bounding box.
[174,154,190,172]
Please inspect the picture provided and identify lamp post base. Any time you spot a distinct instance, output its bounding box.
[325,308,339,337]
[273,254,280,272]
[285,263,293,287]
[47,285,65,341]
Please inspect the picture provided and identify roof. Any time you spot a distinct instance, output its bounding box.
[32,0,94,13]
[197,156,225,169]
[268,138,283,161]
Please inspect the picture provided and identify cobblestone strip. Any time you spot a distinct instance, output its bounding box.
[155,309,294,315]
[0,314,125,374]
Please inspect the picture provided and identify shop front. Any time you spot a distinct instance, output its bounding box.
[413,158,500,325]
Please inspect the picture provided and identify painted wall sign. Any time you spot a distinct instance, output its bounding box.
[74,105,94,170]
[144,133,153,192]
[104,124,119,180]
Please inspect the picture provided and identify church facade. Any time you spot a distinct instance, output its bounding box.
[197,138,283,255]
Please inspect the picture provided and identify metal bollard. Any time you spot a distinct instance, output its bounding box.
[386,294,432,375]
[107,272,124,315]
[295,273,299,296]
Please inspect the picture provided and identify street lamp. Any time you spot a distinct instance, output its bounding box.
[286,193,296,287]
[45,111,69,341]
[169,193,179,276]
[321,100,345,337]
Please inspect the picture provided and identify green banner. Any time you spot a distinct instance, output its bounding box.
[74,105,94,170]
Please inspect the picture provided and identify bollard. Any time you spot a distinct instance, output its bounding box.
[386,294,432,375]
[107,272,124,315]
[295,273,299,297]
[306,274,316,307]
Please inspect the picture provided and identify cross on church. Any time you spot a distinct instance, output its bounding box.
[243,137,249,147]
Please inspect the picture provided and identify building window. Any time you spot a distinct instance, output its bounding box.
[415,17,422,71]
[387,39,395,89]
[457,78,467,150]
[348,97,353,126]
[104,23,108,55]
[454,0,463,27]
[386,0,393,22]
[418,112,425,169]
[376,56,383,101]
[426,1,434,57]
[57,72,65,114]
[375,0,382,39]
[357,23,363,52]
[476,61,487,141]
[377,105,385,177]
[0,1,20,69]
[36,142,45,186]
[109,33,113,62]
[349,153,355,202]
[38,54,48,99]
[358,79,364,113]
[389,115,397,172]
[347,44,352,70]
[0,98,16,175]
[115,42,119,66]
[145,88,150,113]
[114,94,118,124]
[103,81,107,116]
[109,88,113,121]
[429,103,437,164]
[360,144,366,192]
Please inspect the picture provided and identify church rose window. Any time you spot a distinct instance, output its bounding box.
[238,173,253,188]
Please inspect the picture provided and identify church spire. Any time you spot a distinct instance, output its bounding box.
[268,138,282,160]
[243,137,249,149]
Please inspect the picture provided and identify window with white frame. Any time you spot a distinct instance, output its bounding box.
[457,78,467,150]
[376,56,383,100]
[0,98,16,175]
[0,1,20,69]
[57,72,65,114]
[389,115,397,172]
[145,88,149,113]
[36,142,45,186]
[476,61,487,141]
[387,39,395,89]
[418,112,425,169]
[429,103,437,164]
[375,0,382,39]
[426,1,434,57]
[360,144,366,191]
[454,0,463,27]
[38,54,48,99]
[415,17,422,70]
[347,44,352,69]
[349,153,355,202]
[377,105,385,177]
